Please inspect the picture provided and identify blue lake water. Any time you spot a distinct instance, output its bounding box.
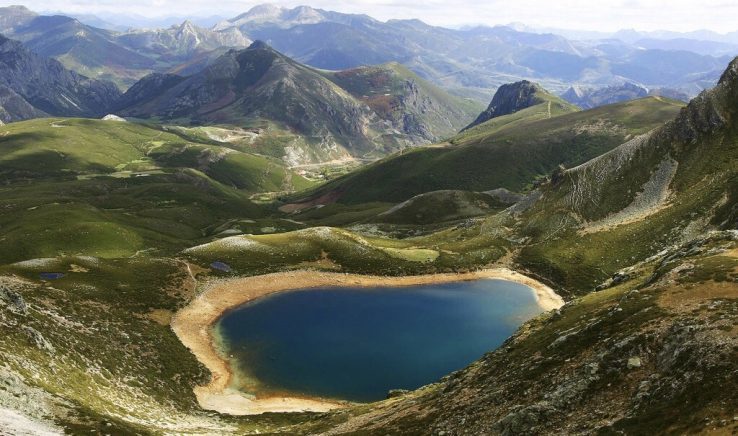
[216,279,542,403]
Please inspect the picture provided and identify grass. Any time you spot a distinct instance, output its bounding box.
[0,118,311,193]
[0,118,320,264]
[374,190,509,225]
[292,97,683,205]
[0,67,733,434]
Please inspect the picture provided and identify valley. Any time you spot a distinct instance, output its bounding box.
[0,3,736,435]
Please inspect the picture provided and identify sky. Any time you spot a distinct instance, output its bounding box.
[5,0,738,33]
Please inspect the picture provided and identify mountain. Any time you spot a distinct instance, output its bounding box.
[0,35,120,122]
[285,93,682,208]
[0,5,36,30]
[0,8,155,87]
[209,5,728,101]
[562,82,649,109]
[634,37,738,56]
[117,42,479,165]
[0,5,730,99]
[516,56,738,290]
[324,62,482,142]
[0,7,249,89]
[304,55,738,436]
[562,82,692,109]
[213,4,345,31]
[463,80,566,130]
[116,20,250,62]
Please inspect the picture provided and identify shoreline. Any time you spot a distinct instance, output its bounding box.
[170,268,564,415]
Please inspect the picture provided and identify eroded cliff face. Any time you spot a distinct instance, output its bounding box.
[464,80,547,130]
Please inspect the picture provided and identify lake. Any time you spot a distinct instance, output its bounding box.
[216,279,542,403]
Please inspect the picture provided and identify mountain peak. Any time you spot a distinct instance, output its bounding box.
[463,80,549,130]
[247,40,271,50]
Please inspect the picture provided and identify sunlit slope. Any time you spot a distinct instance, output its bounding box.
[0,118,312,263]
[516,61,738,292]
[290,96,683,206]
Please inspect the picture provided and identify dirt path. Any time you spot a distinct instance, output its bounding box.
[171,268,564,415]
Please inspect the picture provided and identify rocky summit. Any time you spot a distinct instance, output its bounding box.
[464,80,554,130]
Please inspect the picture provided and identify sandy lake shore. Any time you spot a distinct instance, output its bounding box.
[170,268,565,415]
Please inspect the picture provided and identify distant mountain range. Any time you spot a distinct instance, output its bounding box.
[0,5,248,88]
[0,4,734,100]
[561,82,690,109]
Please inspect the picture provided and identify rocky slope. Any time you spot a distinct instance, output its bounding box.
[325,62,482,143]
[0,35,121,121]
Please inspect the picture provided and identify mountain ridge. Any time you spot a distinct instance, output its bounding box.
[116,41,480,165]
[0,34,121,121]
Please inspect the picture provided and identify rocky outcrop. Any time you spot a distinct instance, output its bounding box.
[0,285,27,315]
[21,326,53,352]
[463,80,546,130]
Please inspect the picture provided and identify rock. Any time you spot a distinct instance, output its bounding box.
[612,272,631,285]
[22,326,54,353]
[101,114,127,122]
[627,357,642,369]
[0,285,27,315]
[494,403,557,435]
[561,82,648,109]
[463,80,548,130]
[387,389,410,399]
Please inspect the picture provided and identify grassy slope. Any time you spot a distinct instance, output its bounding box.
[292,97,683,205]
[0,118,310,191]
[516,81,738,295]
[0,118,313,264]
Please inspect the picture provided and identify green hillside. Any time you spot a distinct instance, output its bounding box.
[289,96,683,206]
[0,118,312,264]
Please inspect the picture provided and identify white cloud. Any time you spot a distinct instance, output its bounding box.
[5,0,738,32]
